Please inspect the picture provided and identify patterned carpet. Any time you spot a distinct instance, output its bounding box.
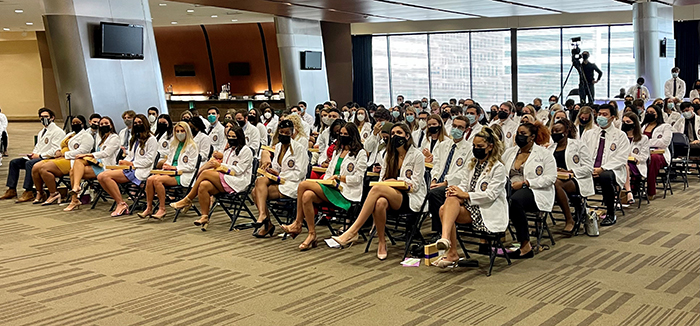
[0,122,698,326]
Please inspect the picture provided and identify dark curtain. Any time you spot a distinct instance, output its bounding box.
[674,20,700,95]
[352,35,373,107]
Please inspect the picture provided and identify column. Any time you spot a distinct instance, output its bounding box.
[633,1,674,98]
[42,0,166,130]
[275,17,330,115]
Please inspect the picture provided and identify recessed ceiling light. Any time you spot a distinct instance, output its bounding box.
[285,2,292,6]
[25,22,33,26]
[14,9,23,13]
[211,15,218,18]
[3,28,9,31]
[186,9,194,13]
[329,9,336,12]
[231,19,238,22]
[159,3,167,6]
[170,21,177,24]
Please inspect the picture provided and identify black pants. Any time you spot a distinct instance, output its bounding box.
[689,143,700,157]
[509,188,539,243]
[1,131,7,153]
[579,82,595,104]
[595,170,617,217]
[427,186,446,233]
[7,157,42,191]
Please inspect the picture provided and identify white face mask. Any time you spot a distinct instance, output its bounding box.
[418,119,427,129]
[672,72,679,78]
[175,132,186,141]
[683,111,694,119]
[356,114,365,122]
[148,115,156,123]
[343,111,350,120]
[264,112,272,119]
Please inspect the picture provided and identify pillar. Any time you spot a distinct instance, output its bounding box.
[275,17,330,115]
[633,1,674,98]
[42,0,166,130]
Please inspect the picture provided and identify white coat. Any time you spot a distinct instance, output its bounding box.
[582,126,631,186]
[207,122,226,152]
[502,144,557,212]
[673,115,700,141]
[118,127,132,148]
[664,111,682,128]
[664,77,686,101]
[62,129,95,164]
[193,132,212,161]
[33,122,65,158]
[255,123,269,147]
[165,140,198,186]
[263,116,278,138]
[220,146,254,193]
[315,128,333,164]
[323,149,368,202]
[490,118,518,148]
[379,145,426,212]
[412,128,428,149]
[456,160,509,233]
[628,135,650,176]
[156,133,171,160]
[547,138,595,197]
[125,136,158,181]
[358,122,372,143]
[430,137,473,187]
[272,139,309,198]
[0,112,8,133]
[243,121,261,154]
[93,133,121,167]
[645,123,673,164]
[464,122,483,143]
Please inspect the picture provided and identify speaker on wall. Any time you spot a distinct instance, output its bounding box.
[174,64,196,77]
[229,62,250,76]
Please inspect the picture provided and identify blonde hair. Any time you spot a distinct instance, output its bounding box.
[405,106,418,131]
[468,126,504,173]
[285,114,307,141]
[546,104,565,128]
[169,121,196,154]
[520,114,536,124]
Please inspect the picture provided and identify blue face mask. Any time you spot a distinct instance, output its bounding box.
[405,115,415,123]
[550,110,556,116]
[391,111,400,118]
[451,127,464,139]
[465,114,476,124]
[596,116,609,128]
[208,114,217,123]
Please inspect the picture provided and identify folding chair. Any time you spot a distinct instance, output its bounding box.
[209,157,260,230]
[588,178,625,216]
[91,153,160,214]
[669,133,689,191]
[655,142,674,198]
[363,195,429,261]
[139,154,204,222]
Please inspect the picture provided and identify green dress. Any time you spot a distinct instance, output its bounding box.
[171,142,184,185]
[320,157,351,211]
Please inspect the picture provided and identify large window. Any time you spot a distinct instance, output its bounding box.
[371,24,636,108]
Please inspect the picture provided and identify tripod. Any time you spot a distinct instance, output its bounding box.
[559,59,594,105]
[63,93,73,132]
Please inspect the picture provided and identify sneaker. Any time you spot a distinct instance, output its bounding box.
[600,214,616,226]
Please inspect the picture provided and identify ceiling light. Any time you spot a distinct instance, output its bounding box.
[159,3,167,6]
[14,9,23,13]
[285,2,292,6]
[3,28,9,31]
[329,9,336,12]
[231,19,238,22]
[170,21,177,24]
[25,22,33,26]
[186,9,194,13]
[211,15,218,18]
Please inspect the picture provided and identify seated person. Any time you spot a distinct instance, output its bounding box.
[548,119,593,235]
[365,108,393,163]
[353,107,372,143]
[421,114,448,163]
[641,105,672,200]
[171,125,253,230]
[261,104,279,137]
[622,112,649,204]
[32,115,94,205]
[368,122,393,172]
[64,117,121,211]
[502,122,556,258]
[154,114,173,168]
[313,119,345,173]
[251,120,309,237]
[427,116,472,238]
[574,106,598,138]
[674,102,700,157]
[489,102,519,148]
[96,114,158,217]
[462,105,483,142]
[582,104,631,225]
[206,107,226,152]
[185,114,212,161]
[285,113,310,147]
[138,122,198,220]
[235,109,261,155]
[432,127,507,268]
[280,123,367,250]
[0,108,65,202]
[411,111,430,148]
[331,123,426,260]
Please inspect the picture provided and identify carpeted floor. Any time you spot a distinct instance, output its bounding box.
[0,122,698,326]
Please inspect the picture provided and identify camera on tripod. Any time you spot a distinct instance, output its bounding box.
[570,36,582,65]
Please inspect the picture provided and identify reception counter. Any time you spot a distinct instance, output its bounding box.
[166,99,287,121]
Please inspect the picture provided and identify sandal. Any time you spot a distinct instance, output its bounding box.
[299,236,318,251]
[432,256,458,268]
[111,202,130,217]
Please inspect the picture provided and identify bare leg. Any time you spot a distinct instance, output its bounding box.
[338,185,403,242]
[32,161,47,196]
[153,175,179,215]
[97,170,130,205]
[40,162,63,194]
[143,176,156,215]
[554,179,574,231]
[439,196,472,261]
[252,177,272,222]
[71,159,87,192]
[288,181,328,231]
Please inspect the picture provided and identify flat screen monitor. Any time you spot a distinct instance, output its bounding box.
[301,51,322,70]
[98,22,144,59]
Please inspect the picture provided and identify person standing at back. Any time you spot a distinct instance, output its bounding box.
[664,67,685,103]
[578,51,603,104]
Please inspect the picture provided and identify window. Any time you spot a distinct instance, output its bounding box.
[388,35,430,105]
[609,25,636,98]
[562,26,610,100]
[517,28,563,104]
[471,30,511,106]
[429,33,471,104]
[371,36,391,107]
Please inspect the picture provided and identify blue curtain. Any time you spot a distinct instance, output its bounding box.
[352,35,373,107]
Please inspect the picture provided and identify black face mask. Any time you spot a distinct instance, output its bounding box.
[534,105,541,111]
[621,123,634,132]
[516,111,524,117]
[278,134,291,145]
[644,114,656,124]
[132,124,145,134]
[156,122,168,134]
[551,132,564,143]
[237,120,246,127]
[497,111,509,119]
[41,117,51,126]
[472,147,488,160]
[90,123,99,130]
[515,134,530,148]
[695,83,700,90]
[338,135,351,146]
[579,118,590,125]
[182,118,191,123]
[99,125,111,135]
[227,138,237,147]
[428,126,441,134]
[440,112,451,120]
[191,127,199,136]
[71,124,83,134]
[391,135,406,149]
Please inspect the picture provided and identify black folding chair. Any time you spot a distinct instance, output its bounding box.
[655,142,674,198]
[209,157,260,230]
[669,133,689,191]
[91,153,160,214]
[139,154,204,222]
[363,194,429,261]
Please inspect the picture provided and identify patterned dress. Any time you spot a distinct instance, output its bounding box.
[465,161,488,232]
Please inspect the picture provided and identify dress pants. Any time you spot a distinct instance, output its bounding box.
[509,188,539,243]
[646,154,667,196]
[427,186,446,233]
[7,157,42,191]
[595,170,617,217]
[579,82,595,104]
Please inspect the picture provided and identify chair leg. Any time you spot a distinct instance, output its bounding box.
[487,240,497,277]
[364,227,376,253]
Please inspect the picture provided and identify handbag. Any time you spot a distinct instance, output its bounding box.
[584,209,600,237]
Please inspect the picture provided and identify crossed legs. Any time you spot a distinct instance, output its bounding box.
[282,180,329,248]
[438,196,472,262]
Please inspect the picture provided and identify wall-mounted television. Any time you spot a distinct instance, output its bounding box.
[229,62,251,76]
[97,22,144,59]
[300,51,322,70]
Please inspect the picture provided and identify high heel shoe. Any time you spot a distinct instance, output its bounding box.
[280,224,301,239]
[194,215,209,231]
[331,233,359,248]
[299,236,318,251]
[63,201,81,211]
[67,187,81,198]
[170,197,192,213]
[111,202,130,217]
[432,256,458,269]
[137,210,152,219]
[377,244,388,260]
[151,211,168,220]
[435,238,451,251]
[42,192,62,206]
[253,220,276,238]
[33,193,47,204]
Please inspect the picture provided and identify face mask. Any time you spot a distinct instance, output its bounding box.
[99,125,111,135]
[515,134,530,148]
[156,122,168,133]
[472,147,488,160]
[292,111,299,116]
[405,115,415,123]
[428,126,441,134]
[582,53,589,60]
[391,111,400,118]
[132,124,145,134]
[550,110,557,116]
[554,118,562,124]
[644,114,656,123]
[549,101,556,106]
[478,113,485,122]
[418,120,427,129]
[450,128,464,139]
[356,114,365,122]
[90,123,99,130]
[695,84,700,90]
[391,135,406,148]
[667,103,674,110]
[338,135,351,146]
[551,132,564,143]
[41,117,51,126]
[579,118,590,125]
[264,112,272,119]
[465,114,476,125]
[237,120,246,127]
[208,114,217,123]
[176,132,186,141]
[343,112,350,120]
[71,124,82,134]
[672,73,679,78]
[148,115,156,123]
[596,116,610,128]
[683,111,694,119]
[621,123,634,132]
[638,81,644,86]
[370,112,375,118]
[227,137,237,147]
[278,134,291,145]
[421,102,428,108]
[497,111,509,120]
[124,119,134,128]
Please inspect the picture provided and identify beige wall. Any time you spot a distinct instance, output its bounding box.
[0,32,45,120]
